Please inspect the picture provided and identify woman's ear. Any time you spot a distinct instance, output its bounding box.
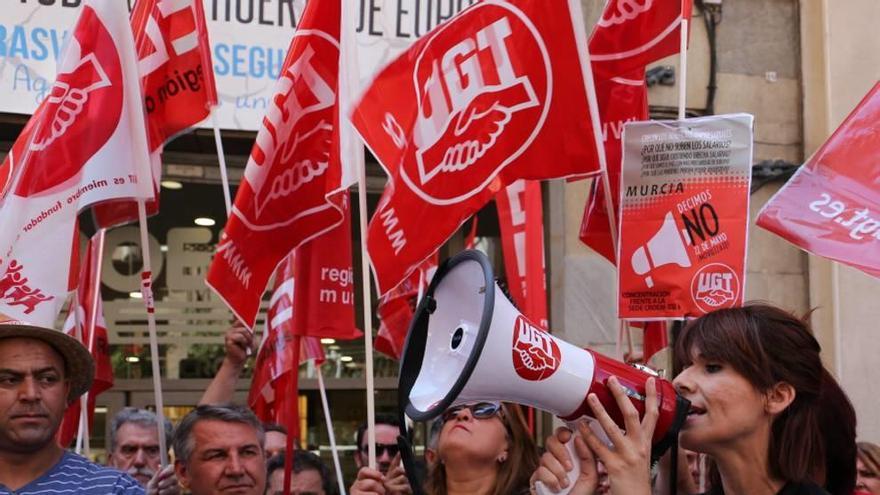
[765,381,796,415]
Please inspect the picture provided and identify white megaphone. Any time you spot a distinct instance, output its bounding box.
[631,212,692,288]
[396,250,689,495]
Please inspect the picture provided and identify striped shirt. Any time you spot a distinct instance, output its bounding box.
[0,451,144,495]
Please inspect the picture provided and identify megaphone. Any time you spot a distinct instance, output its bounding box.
[631,212,692,288]
[396,250,689,495]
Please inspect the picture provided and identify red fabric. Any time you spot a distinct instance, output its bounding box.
[578,71,648,264]
[207,0,348,327]
[352,0,601,295]
[0,1,153,326]
[496,180,548,328]
[589,0,693,78]
[375,254,437,360]
[291,193,362,341]
[757,82,880,279]
[248,193,359,425]
[641,320,668,363]
[58,231,113,447]
[93,0,217,229]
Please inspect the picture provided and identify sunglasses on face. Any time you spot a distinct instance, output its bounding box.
[360,443,399,458]
[441,402,502,423]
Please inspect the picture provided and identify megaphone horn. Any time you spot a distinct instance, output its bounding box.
[396,250,689,495]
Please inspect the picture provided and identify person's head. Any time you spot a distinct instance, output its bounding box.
[107,408,174,486]
[857,442,880,494]
[672,303,856,492]
[354,414,400,474]
[266,450,333,495]
[263,423,288,460]
[0,319,94,456]
[173,405,267,495]
[427,402,538,495]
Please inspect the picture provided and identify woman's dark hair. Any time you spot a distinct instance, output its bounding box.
[425,403,538,495]
[673,303,856,494]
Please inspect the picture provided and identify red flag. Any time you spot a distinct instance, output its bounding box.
[291,193,362,341]
[579,71,649,263]
[589,0,693,78]
[249,192,359,423]
[375,254,437,360]
[57,231,113,447]
[352,0,601,295]
[496,180,548,328]
[757,83,880,279]
[93,0,218,229]
[207,0,351,328]
[0,0,153,326]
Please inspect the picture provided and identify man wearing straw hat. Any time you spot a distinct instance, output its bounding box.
[0,315,143,494]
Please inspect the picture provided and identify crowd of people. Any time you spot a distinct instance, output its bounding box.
[0,302,878,494]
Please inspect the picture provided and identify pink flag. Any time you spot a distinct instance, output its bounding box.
[352,0,601,295]
[0,0,153,326]
[206,0,352,328]
[757,82,880,278]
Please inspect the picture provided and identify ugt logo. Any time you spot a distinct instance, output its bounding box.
[237,31,337,228]
[690,263,740,313]
[13,6,122,198]
[395,2,551,205]
[512,315,560,381]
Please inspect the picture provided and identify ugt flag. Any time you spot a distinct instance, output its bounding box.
[58,231,113,448]
[352,0,601,295]
[94,0,218,229]
[0,0,153,326]
[757,82,880,279]
[207,0,353,328]
[590,0,693,78]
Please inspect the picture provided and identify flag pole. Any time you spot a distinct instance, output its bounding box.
[72,289,88,456]
[317,368,347,495]
[678,3,689,120]
[136,199,169,467]
[356,160,378,469]
[574,7,626,357]
[77,229,107,458]
[211,112,233,216]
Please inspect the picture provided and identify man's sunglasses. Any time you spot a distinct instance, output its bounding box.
[441,402,502,423]
[360,443,399,458]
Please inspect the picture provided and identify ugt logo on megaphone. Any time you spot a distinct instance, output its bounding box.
[512,315,560,381]
[630,212,692,288]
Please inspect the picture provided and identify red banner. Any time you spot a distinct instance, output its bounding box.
[589,0,693,78]
[207,0,351,328]
[617,114,753,319]
[757,83,880,279]
[93,0,218,229]
[496,180,548,328]
[376,254,437,360]
[58,231,113,447]
[352,0,600,295]
[579,72,649,263]
[0,0,153,326]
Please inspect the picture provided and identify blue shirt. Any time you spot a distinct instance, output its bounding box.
[0,451,144,495]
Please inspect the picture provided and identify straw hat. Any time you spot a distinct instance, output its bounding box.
[0,314,95,401]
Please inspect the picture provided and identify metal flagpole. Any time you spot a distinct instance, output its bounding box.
[212,112,233,216]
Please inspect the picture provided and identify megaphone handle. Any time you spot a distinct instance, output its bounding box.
[534,436,579,495]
